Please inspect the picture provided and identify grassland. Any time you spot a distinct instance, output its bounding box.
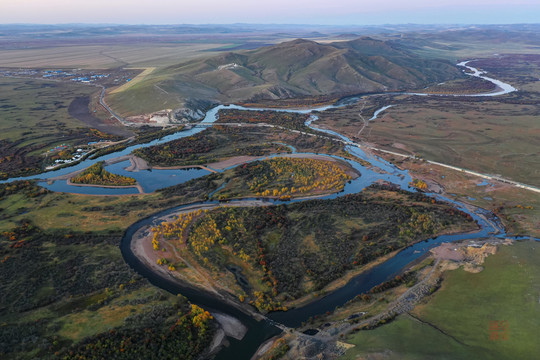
[0,43,224,69]
[0,178,221,359]
[0,174,225,232]
[0,218,213,360]
[318,93,540,187]
[0,78,99,146]
[341,241,540,359]
[314,54,540,237]
[0,77,120,178]
[106,37,463,117]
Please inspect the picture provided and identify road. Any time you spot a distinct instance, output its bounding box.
[98,86,124,123]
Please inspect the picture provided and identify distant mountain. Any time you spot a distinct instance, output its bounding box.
[108,37,464,115]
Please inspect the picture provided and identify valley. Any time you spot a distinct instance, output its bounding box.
[0,23,539,360]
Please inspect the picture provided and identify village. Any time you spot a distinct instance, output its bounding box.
[0,67,137,87]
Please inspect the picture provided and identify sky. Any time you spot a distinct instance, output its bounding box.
[1,0,540,25]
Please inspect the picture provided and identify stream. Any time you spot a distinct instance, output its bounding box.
[1,61,527,359]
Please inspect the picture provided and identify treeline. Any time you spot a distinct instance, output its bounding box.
[90,126,184,159]
[369,271,417,293]
[0,180,49,200]
[133,127,290,167]
[218,157,352,200]
[71,162,136,186]
[217,109,312,132]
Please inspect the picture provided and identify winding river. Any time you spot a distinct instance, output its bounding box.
[1,62,529,359]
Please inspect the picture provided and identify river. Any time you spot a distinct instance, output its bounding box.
[1,62,527,359]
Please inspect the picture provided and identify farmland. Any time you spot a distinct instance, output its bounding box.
[341,241,540,360]
[0,43,225,69]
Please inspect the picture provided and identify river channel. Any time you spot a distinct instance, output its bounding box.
[1,62,529,359]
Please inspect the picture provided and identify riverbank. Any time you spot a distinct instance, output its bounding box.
[66,177,144,193]
[130,201,270,315]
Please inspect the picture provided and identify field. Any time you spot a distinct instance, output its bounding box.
[317,86,540,187]
[0,175,225,232]
[0,77,124,178]
[0,43,225,69]
[341,241,540,359]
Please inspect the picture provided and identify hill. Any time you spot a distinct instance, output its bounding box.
[107,37,464,116]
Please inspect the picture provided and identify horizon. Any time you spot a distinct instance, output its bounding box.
[2,22,540,26]
[2,1,540,26]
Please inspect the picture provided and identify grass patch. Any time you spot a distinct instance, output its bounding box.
[0,77,115,178]
[342,241,540,359]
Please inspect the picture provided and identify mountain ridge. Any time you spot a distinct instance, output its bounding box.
[108,37,464,115]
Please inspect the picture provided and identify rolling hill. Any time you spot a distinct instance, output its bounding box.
[107,37,464,116]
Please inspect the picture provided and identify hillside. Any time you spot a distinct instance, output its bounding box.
[107,37,464,116]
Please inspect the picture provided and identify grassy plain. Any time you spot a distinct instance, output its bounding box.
[318,93,540,187]
[0,179,220,358]
[0,77,120,177]
[0,43,224,69]
[341,241,540,359]
[0,218,212,359]
[0,175,224,232]
[0,77,99,146]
